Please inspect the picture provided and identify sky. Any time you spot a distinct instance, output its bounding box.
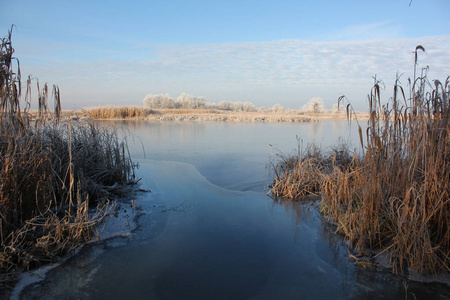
[1,0,449,111]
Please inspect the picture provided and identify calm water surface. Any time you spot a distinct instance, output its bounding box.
[18,120,449,299]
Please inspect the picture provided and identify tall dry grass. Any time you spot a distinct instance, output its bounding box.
[83,106,317,122]
[0,27,136,288]
[270,46,450,276]
[85,106,155,119]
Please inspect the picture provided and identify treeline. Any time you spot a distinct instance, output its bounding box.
[143,93,344,114]
[143,92,259,112]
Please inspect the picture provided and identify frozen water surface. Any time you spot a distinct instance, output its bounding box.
[17,121,450,299]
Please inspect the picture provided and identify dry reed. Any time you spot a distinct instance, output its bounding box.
[84,107,315,123]
[85,106,155,119]
[0,27,136,289]
[270,46,450,277]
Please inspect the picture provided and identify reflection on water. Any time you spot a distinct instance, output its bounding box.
[18,121,449,299]
[117,120,363,191]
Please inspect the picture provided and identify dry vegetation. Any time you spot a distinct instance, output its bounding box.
[82,92,360,122]
[84,105,155,119]
[0,28,136,288]
[141,110,315,122]
[81,106,357,122]
[270,46,450,277]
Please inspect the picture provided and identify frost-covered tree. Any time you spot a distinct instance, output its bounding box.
[218,101,232,111]
[143,93,260,112]
[176,92,192,109]
[143,93,174,108]
[243,101,257,112]
[230,101,244,112]
[192,96,206,109]
[301,97,325,113]
[175,93,206,109]
[161,97,175,108]
[271,104,285,113]
[332,103,345,114]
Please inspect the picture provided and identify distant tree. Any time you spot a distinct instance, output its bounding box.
[271,104,285,113]
[175,92,206,109]
[161,96,175,108]
[176,92,193,109]
[302,97,325,113]
[331,103,344,114]
[142,93,260,112]
[193,96,206,109]
[243,101,257,112]
[218,101,232,111]
[231,101,244,112]
[143,93,174,108]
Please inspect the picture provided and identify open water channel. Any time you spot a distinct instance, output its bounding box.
[15,120,450,299]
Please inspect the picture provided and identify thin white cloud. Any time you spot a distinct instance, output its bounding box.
[20,36,450,110]
[327,21,404,41]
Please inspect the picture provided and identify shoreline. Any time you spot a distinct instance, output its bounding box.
[56,107,370,122]
[7,194,145,300]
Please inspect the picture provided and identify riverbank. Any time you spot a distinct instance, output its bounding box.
[269,51,450,279]
[0,29,138,297]
[57,106,370,122]
[7,194,143,300]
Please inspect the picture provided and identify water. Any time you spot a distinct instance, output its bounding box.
[17,120,449,299]
[124,120,360,191]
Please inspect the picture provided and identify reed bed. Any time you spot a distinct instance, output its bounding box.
[85,106,155,119]
[0,28,136,288]
[270,46,450,277]
[84,107,315,122]
[153,108,221,114]
[145,112,314,122]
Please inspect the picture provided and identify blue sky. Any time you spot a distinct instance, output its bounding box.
[1,0,449,110]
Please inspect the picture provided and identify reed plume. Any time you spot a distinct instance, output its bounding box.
[271,46,450,276]
[0,26,136,288]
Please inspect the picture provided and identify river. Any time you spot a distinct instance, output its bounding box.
[16,120,449,299]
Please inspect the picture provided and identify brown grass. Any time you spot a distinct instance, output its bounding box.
[0,27,136,288]
[84,106,155,119]
[81,107,318,122]
[270,46,450,277]
[271,142,354,199]
[152,108,221,114]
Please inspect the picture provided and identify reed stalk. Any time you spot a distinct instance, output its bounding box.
[270,46,450,276]
[0,27,136,289]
